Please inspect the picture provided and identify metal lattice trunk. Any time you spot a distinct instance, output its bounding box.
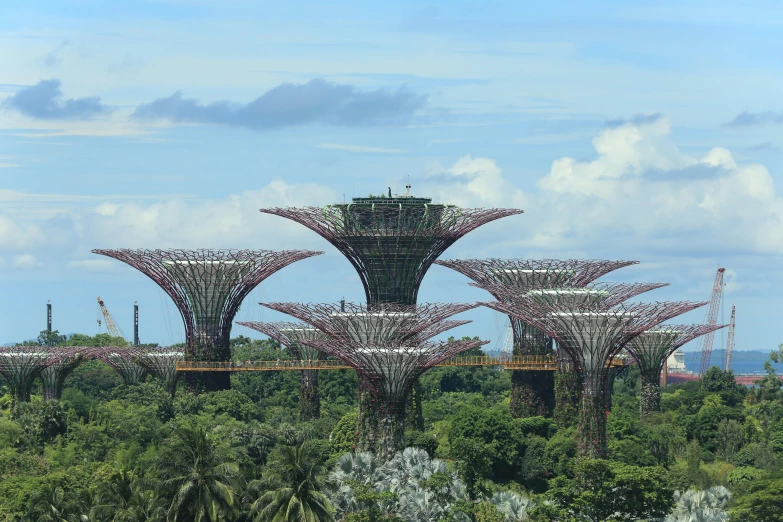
[237,321,330,420]
[92,248,321,391]
[260,201,522,307]
[434,259,639,418]
[303,338,488,459]
[482,293,707,459]
[138,350,184,396]
[628,324,727,416]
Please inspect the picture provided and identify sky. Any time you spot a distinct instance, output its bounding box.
[1,1,782,365]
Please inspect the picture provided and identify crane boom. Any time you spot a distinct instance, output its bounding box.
[725,305,735,372]
[698,268,726,375]
[97,296,126,340]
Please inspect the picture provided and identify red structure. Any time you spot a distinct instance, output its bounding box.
[628,324,728,416]
[260,200,522,307]
[434,259,638,417]
[482,293,706,458]
[92,248,321,391]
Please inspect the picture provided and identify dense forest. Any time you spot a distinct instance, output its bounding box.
[1,333,783,521]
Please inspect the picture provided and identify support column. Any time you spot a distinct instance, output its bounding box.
[300,368,320,420]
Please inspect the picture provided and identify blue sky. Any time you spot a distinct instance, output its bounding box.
[1,1,782,365]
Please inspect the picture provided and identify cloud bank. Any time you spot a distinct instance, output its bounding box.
[132,79,427,130]
[724,110,783,127]
[3,79,113,119]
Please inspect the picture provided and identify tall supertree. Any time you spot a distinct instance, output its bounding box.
[304,337,487,459]
[434,259,638,417]
[92,248,322,391]
[260,198,522,307]
[482,290,706,458]
[628,324,726,416]
[259,301,477,456]
[138,349,185,396]
[0,347,50,405]
[92,347,146,386]
[236,322,329,420]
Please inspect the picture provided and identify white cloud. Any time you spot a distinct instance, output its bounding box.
[0,163,19,168]
[421,155,526,208]
[0,214,45,249]
[318,143,404,153]
[12,254,41,269]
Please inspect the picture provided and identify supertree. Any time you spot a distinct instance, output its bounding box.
[236,322,329,420]
[434,259,638,417]
[138,349,185,396]
[259,301,478,343]
[303,337,488,459]
[603,352,631,411]
[628,324,727,416]
[482,290,706,458]
[0,347,50,405]
[260,199,522,307]
[92,248,322,391]
[39,348,91,401]
[91,347,146,386]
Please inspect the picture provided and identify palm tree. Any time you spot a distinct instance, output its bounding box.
[26,484,90,522]
[157,421,240,522]
[91,471,166,522]
[251,444,334,522]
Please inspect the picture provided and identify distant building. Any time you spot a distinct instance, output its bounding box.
[667,349,687,373]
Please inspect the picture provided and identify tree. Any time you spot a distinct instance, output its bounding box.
[251,444,334,522]
[156,421,240,522]
[26,484,89,522]
[729,478,783,522]
[547,459,673,522]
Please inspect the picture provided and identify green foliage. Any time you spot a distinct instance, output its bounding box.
[330,410,358,457]
[729,477,783,521]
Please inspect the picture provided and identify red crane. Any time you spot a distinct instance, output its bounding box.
[725,305,735,372]
[698,268,726,375]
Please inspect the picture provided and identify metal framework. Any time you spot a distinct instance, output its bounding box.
[260,201,522,306]
[138,350,184,396]
[259,301,478,343]
[0,347,52,404]
[303,337,488,459]
[236,321,330,420]
[91,347,146,386]
[698,268,726,375]
[627,324,727,416]
[725,305,736,372]
[482,294,707,458]
[434,259,639,417]
[92,248,321,391]
[40,348,89,401]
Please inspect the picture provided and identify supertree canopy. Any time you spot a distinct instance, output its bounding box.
[434,259,638,417]
[628,324,726,416]
[92,248,322,391]
[39,348,90,401]
[482,292,706,458]
[260,198,522,307]
[138,350,185,396]
[303,337,488,459]
[259,301,478,343]
[0,347,51,404]
[91,347,146,386]
[236,322,329,420]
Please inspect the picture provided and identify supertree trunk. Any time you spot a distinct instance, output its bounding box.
[377,403,407,461]
[41,366,69,401]
[510,321,555,418]
[185,342,230,392]
[554,356,581,428]
[300,368,320,421]
[357,375,379,453]
[405,380,424,431]
[578,386,609,459]
[640,371,662,417]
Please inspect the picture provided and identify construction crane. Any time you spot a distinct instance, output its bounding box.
[97,296,126,340]
[698,268,726,376]
[725,305,736,372]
